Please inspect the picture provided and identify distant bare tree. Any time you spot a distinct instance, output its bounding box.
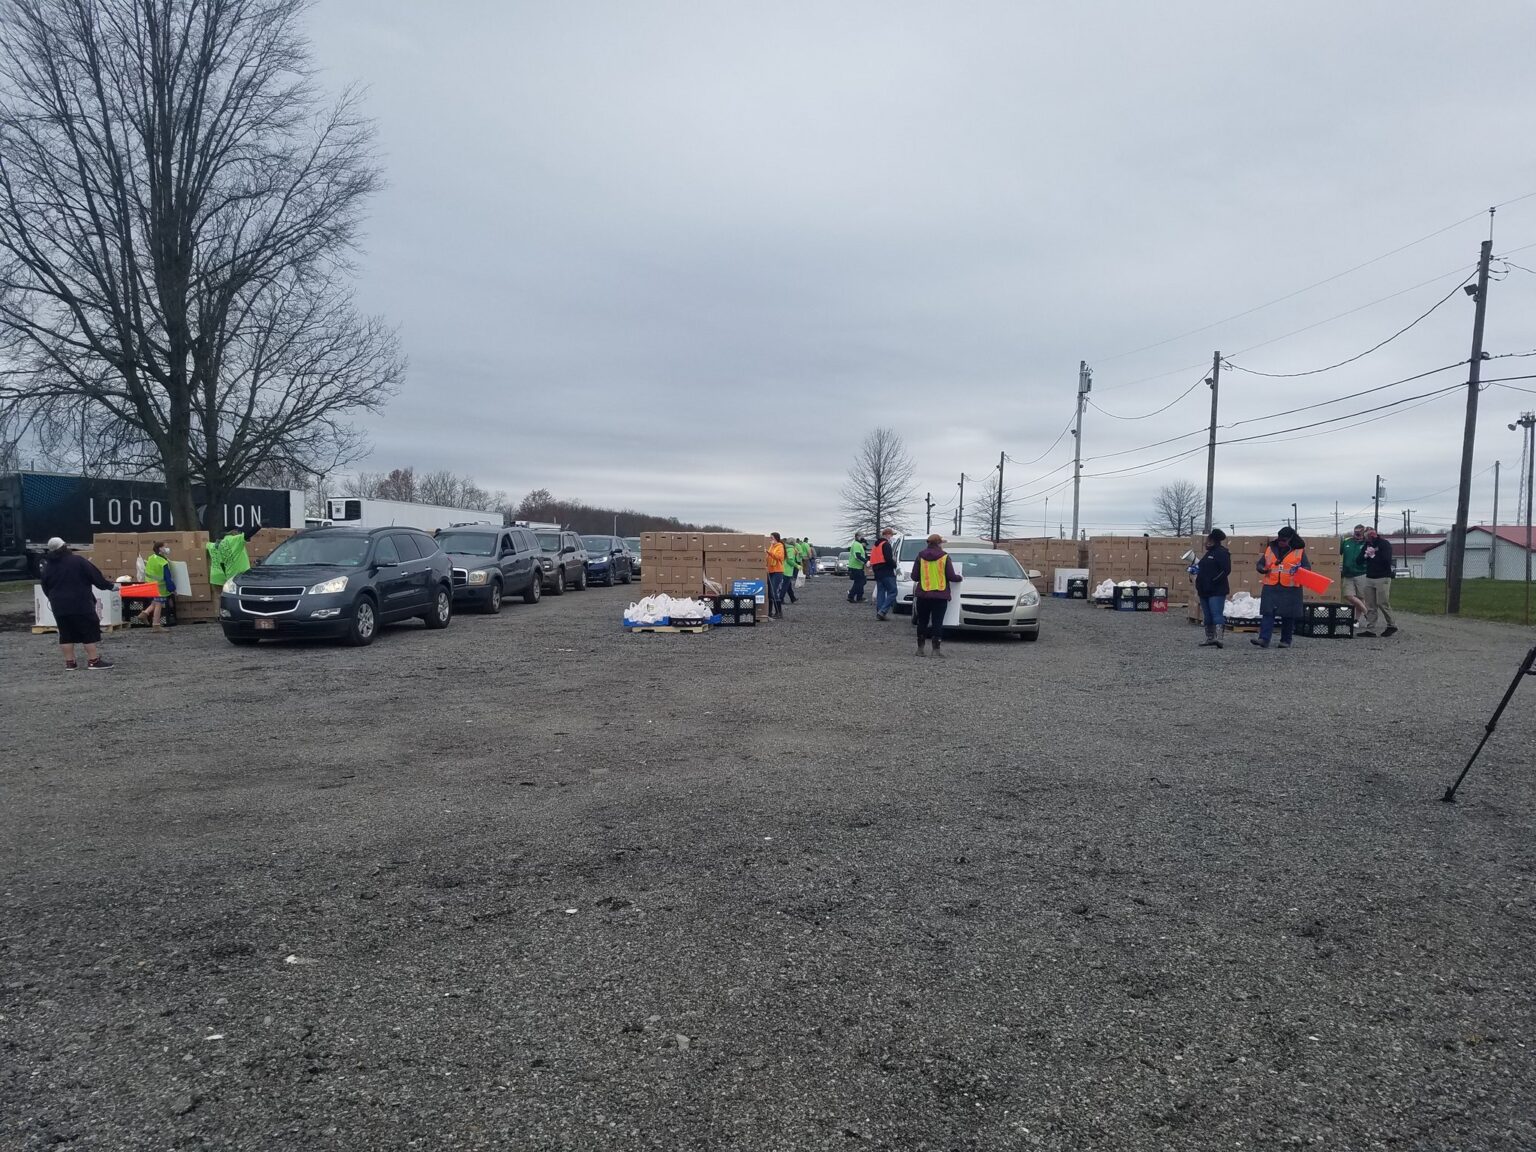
[417,469,505,512]
[840,427,917,536]
[1149,480,1203,536]
[968,474,1019,542]
[348,468,417,502]
[0,0,401,535]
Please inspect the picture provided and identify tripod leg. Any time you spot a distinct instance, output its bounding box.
[1442,645,1536,802]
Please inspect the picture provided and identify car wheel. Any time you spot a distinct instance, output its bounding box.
[225,634,259,647]
[484,580,502,614]
[347,595,378,647]
[621,567,632,585]
[424,585,452,629]
[550,571,565,596]
[523,575,542,604]
[575,568,588,591]
[605,569,616,587]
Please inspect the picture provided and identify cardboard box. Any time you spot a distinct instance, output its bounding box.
[34,585,122,629]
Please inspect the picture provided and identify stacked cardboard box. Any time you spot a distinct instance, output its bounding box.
[639,532,769,598]
[999,538,1088,586]
[1186,533,1344,621]
[1088,536,1149,586]
[1146,536,1197,603]
[90,531,213,598]
[247,527,298,564]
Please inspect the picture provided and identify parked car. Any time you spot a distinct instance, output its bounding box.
[624,537,643,576]
[1392,566,1412,578]
[436,524,543,613]
[581,535,636,586]
[835,551,850,574]
[535,529,588,594]
[220,526,453,647]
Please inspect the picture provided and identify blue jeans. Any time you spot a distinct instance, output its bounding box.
[1258,613,1295,645]
[1201,595,1225,630]
[848,570,867,601]
[875,574,898,615]
[769,572,789,609]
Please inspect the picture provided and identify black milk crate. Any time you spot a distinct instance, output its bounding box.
[709,594,758,626]
[1067,578,1089,599]
[1298,601,1354,639]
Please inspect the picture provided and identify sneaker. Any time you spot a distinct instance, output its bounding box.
[87,657,114,669]
[1250,638,1269,648]
[1382,626,1398,637]
[1356,630,1377,638]
[63,661,78,671]
[876,613,887,621]
[1277,641,1292,649]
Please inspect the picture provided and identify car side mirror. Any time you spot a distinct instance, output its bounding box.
[375,558,398,568]
[1027,569,1042,579]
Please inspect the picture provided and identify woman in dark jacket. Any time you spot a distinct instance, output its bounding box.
[1254,526,1311,649]
[1193,528,1231,648]
[910,533,961,658]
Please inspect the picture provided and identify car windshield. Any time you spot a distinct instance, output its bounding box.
[581,536,611,552]
[536,532,562,552]
[947,551,1025,580]
[898,539,924,561]
[625,538,641,552]
[436,531,496,557]
[263,534,371,568]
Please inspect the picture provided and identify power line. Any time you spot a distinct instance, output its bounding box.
[1223,361,1466,429]
[1093,207,1495,366]
[1003,413,1076,467]
[1224,274,1475,378]
[1088,372,1207,420]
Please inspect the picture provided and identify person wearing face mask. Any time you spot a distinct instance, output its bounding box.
[139,541,175,630]
[1252,525,1310,649]
[1193,528,1231,648]
[1357,527,1398,638]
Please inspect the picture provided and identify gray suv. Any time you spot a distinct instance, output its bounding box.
[437,525,543,614]
[535,529,588,594]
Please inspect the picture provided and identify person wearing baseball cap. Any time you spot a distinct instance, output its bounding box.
[39,538,116,669]
[869,527,900,620]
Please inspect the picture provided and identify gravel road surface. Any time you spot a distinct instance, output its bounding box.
[2,580,1534,1150]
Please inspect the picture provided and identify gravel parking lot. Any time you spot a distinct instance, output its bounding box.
[3,580,1534,1151]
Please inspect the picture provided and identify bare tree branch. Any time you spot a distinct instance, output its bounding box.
[0,0,398,534]
[840,427,917,537]
[1149,479,1203,536]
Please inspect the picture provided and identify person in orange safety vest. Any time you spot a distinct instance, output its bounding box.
[1253,525,1311,649]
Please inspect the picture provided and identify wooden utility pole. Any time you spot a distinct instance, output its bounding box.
[1446,235,1495,614]
[993,452,1005,543]
[925,492,933,534]
[1373,475,1385,530]
[1203,351,1221,535]
[1071,362,1090,541]
[956,474,966,535]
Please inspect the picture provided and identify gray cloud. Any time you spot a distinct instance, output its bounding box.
[306,1,1536,540]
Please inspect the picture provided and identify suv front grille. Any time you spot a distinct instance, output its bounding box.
[452,568,468,587]
[237,587,304,616]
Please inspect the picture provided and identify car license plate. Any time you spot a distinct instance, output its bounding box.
[255,619,275,631]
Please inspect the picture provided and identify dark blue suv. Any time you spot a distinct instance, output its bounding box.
[220,527,454,646]
[580,535,636,586]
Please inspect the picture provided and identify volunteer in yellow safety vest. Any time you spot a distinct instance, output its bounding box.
[139,541,174,630]
[1253,525,1310,649]
[911,533,962,657]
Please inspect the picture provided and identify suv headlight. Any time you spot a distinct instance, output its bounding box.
[306,576,350,595]
[540,557,553,569]
[467,569,490,585]
[223,580,239,595]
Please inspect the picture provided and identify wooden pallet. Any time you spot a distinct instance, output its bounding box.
[1224,621,1261,634]
[625,624,711,634]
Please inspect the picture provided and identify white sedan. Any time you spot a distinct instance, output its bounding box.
[897,546,1042,641]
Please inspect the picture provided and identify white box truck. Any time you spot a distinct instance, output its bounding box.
[323,497,501,533]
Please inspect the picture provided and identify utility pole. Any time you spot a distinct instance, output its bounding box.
[1490,461,1500,579]
[1514,413,1535,626]
[1291,502,1298,532]
[1373,475,1385,531]
[1402,509,1415,579]
[994,452,1005,543]
[1446,234,1495,614]
[1334,501,1340,539]
[956,474,966,536]
[1203,351,1221,535]
[925,492,933,534]
[1071,361,1091,541]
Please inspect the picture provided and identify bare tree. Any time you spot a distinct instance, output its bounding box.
[1149,480,1203,536]
[0,0,401,535]
[968,473,1018,541]
[840,427,917,536]
[347,467,417,502]
[417,469,505,512]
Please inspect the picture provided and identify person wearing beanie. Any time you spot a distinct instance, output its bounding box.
[910,533,962,657]
[1253,525,1311,649]
[39,538,116,669]
[1193,528,1231,648]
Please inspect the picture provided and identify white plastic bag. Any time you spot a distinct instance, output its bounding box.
[795,572,805,588]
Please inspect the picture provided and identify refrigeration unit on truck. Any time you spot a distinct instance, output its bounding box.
[0,470,303,578]
[323,497,502,534]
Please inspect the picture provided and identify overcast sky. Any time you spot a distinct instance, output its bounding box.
[305,2,1536,541]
